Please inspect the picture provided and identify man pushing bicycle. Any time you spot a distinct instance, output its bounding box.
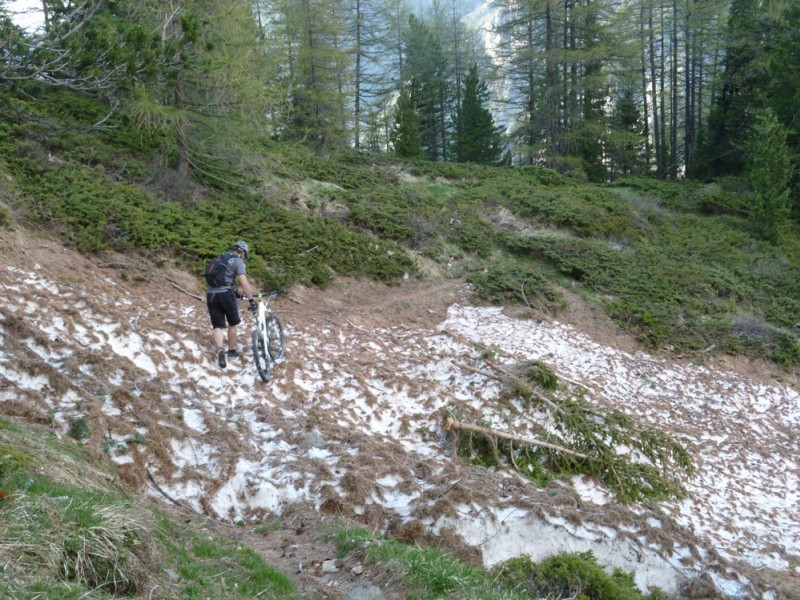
[204,240,257,369]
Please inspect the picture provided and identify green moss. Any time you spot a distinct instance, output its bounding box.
[0,443,32,478]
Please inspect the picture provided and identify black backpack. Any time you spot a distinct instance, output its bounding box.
[204,251,236,288]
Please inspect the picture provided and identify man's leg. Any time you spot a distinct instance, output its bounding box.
[227,325,237,351]
[212,327,228,368]
[212,327,225,349]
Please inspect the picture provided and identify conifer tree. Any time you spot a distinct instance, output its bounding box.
[390,85,423,158]
[701,0,771,176]
[127,0,274,179]
[453,64,504,164]
[748,109,793,243]
[402,14,449,161]
[607,88,643,177]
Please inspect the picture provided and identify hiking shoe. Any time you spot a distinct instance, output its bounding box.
[217,348,227,369]
[226,349,240,358]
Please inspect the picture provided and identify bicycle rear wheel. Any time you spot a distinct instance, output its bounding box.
[266,316,286,362]
[251,329,273,383]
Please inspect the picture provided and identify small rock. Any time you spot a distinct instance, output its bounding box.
[351,563,364,575]
[303,431,325,448]
[162,568,179,581]
[321,559,338,573]
[342,585,385,600]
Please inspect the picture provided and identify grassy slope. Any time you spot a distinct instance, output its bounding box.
[3,93,798,368]
[0,420,663,599]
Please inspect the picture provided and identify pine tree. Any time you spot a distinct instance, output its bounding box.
[607,88,643,177]
[453,64,504,164]
[701,0,771,176]
[390,86,423,158]
[748,109,793,243]
[768,3,800,188]
[402,14,449,161]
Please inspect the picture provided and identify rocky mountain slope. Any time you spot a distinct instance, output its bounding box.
[1,226,798,599]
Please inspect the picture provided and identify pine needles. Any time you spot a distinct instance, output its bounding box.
[448,359,695,503]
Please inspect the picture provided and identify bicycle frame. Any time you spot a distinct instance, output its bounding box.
[251,291,285,382]
[255,292,275,343]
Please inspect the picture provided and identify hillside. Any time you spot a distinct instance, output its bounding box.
[1,223,798,598]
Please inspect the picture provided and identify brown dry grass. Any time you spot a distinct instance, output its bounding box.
[2,226,798,598]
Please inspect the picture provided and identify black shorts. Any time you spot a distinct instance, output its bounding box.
[207,289,241,329]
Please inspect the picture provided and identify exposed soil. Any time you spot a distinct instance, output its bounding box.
[2,226,799,599]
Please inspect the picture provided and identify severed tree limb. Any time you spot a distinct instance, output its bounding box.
[97,259,204,301]
[146,469,221,524]
[455,360,566,416]
[557,371,592,391]
[442,415,590,460]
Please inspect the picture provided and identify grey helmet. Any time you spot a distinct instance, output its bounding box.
[232,240,250,260]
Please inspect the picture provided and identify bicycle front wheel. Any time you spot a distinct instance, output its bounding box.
[266,316,286,362]
[251,329,273,383]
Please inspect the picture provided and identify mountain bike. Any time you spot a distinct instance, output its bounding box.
[250,291,286,383]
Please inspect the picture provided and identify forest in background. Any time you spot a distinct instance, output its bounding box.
[2,0,798,193]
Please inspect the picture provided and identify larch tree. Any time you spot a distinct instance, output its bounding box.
[292,0,350,148]
[125,0,273,180]
[492,0,546,165]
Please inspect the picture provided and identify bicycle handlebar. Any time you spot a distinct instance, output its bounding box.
[255,290,283,299]
[235,290,284,300]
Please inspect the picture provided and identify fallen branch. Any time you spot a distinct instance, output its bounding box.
[146,469,185,508]
[455,361,565,416]
[146,469,221,524]
[442,415,589,460]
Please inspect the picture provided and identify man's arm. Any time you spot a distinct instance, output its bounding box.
[238,274,255,301]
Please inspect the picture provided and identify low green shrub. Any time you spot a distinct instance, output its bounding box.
[467,260,565,311]
[0,204,12,228]
[493,552,669,600]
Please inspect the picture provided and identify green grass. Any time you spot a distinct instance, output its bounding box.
[0,420,301,599]
[332,527,672,600]
[158,517,297,599]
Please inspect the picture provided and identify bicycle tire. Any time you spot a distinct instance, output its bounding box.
[251,329,273,383]
[266,316,286,362]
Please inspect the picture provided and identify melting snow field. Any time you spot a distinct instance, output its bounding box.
[442,307,800,574]
[1,256,799,597]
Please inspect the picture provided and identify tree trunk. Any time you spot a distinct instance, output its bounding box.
[640,0,652,168]
[175,81,190,178]
[648,0,662,177]
[442,416,590,460]
[670,0,679,179]
[659,0,667,178]
[354,0,363,149]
